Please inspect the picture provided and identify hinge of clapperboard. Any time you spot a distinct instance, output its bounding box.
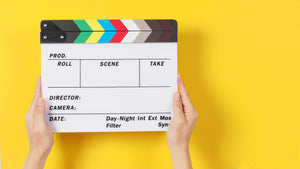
[40,21,68,43]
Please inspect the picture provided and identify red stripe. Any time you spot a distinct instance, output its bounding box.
[109,20,128,43]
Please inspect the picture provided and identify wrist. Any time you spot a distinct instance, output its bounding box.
[169,144,189,156]
[169,145,193,169]
[29,146,51,160]
[169,142,189,152]
[26,151,48,167]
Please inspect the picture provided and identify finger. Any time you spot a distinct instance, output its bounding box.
[29,76,42,115]
[172,92,185,122]
[33,76,42,100]
[34,97,46,121]
[177,75,194,113]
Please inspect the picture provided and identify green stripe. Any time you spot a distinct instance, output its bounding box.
[74,32,92,43]
[74,20,92,31]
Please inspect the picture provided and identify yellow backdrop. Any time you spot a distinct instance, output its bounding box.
[0,0,299,169]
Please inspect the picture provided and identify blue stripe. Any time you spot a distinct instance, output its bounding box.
[97,20,116,43]
[98,32,116,43]
[97,20,116,31]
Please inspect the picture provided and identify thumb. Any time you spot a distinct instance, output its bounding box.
[35,97,46,120]
[172,92,185,121]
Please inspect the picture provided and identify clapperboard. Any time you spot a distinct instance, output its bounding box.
[40,19,177,132]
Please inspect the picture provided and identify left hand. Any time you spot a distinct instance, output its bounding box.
[23,76,53,169]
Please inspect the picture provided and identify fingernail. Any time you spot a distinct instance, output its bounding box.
[177,75,182,83]
[37,98,44,106]
[175,92,180,101]
[37,76,41,83]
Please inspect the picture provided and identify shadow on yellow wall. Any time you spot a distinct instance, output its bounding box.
[179,31,228,169]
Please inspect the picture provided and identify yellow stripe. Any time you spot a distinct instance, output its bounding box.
[86,32,104,43]
[85,20,104,31]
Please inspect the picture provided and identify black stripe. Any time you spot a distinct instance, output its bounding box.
[65,32,80,43]
[145,20,162,42]
[51,20,80,32]
[168,20,178,42]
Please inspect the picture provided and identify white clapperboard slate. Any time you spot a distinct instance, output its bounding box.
[40,19,177,132]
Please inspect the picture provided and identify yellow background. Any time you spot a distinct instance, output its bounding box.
[0,0,299,169]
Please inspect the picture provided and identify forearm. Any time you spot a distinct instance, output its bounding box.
[170,146,193,169]
[23,153,48,169]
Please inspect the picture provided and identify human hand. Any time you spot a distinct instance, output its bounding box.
[167,75,198,169]
[23,76,53,169]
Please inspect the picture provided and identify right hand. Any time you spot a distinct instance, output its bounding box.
[167,75,198,152]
